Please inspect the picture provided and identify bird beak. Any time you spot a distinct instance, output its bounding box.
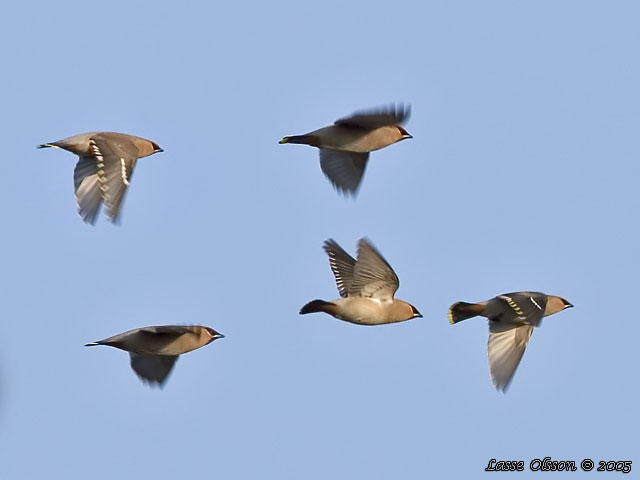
[155,148,164,153]
[565,303,574,309]
[214,334,225,339]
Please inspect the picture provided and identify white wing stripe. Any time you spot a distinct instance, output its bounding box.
[90,140,111,200]
[530,296,542,311]
[120,158,129,186]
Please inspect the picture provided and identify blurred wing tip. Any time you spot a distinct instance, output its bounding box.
[139,377,168,388]
[334,185,359,196]
[492,379,511,394]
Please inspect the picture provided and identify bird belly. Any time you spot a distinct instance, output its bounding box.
[156,336,202,356]
[332,298,395,325]
[310,127,394,153]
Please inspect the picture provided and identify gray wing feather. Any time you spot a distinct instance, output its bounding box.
[488,324,534,392]
[90,136,139,223]
[97,326,191,344]
[129,353,178,386]
[73,156,102,225]
[349,238,399,299]
[323,239,356,298]
[486,292,548,326]
[136,325,199,335]
[334,104,410,128]
[319,149,369,195]
[74,156,97,191]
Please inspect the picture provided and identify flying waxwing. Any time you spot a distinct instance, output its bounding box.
[38,132,163,224]
[85,325,224,386]
[300,238,422,325]
[279,104,412,195]
[449,292,573,392]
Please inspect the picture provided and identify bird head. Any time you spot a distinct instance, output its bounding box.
[545,296,574,316]
[204,327,225,344]
[396,126,413,140]
[559,297,573,309]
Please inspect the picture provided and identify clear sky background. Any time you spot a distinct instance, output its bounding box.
[1,1,638,478]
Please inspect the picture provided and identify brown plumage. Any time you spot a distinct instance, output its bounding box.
[85,325,224,386]
[449,292,573,392]
[280,104,412,195]
[38,132,163,224]
[300,238,422,325]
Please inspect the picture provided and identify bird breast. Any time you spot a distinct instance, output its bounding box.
[310,126,402,153]
[332,297,407,325]
[126,331,204,356]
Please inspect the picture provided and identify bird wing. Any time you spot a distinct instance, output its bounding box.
[133,326,199,349]
[74,156,103,224]
[485,292,548,326]
[319,149,369,195]
[334,104,410,128]
[349,238,399,300]
[129,353,178,386]
[136,325,199,335]
[487,323,534,392]
[323,239,356,298]
[89,134,139,223]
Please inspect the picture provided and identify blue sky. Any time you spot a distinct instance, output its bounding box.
[1,0,638,477]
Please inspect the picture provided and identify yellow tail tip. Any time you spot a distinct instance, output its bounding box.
[279,137,290,144]
[448,303,459,324]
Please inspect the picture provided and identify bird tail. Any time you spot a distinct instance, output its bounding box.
[279,135,320,147]
[84,342,102,347]
[300,299,337,315]
[37,143,58,149]
[448,302,484,324]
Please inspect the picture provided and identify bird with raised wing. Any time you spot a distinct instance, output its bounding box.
[449,292,573,392]
[279,104,412,195]
[38,132,163,224]
[300,238,422,325]
[85,325,224,386]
